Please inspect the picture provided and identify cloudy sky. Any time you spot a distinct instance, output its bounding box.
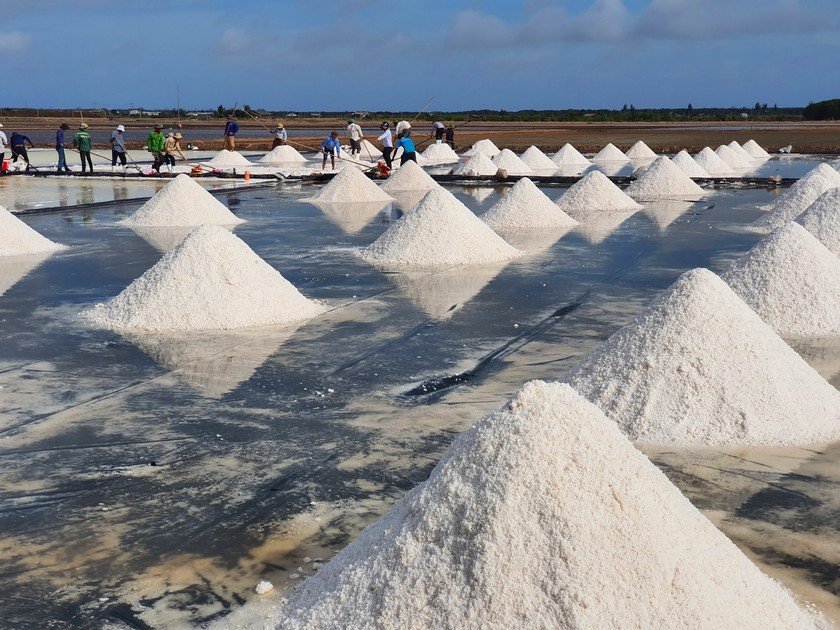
[1,0,837,111]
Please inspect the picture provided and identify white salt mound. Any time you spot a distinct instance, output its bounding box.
[796,187,840,256]
[625,140,658,160]
[751,163,840,233]
[555,170,642,216]
[722,222,840,337]
[492,149,533,176]
[205,150,253,168]
[273,380,824,629]
[120,175,245,227]
[591,143,629,162]
[742,139,771,159]
[0,205,67,256]
[83,225,325,331]
[361,187,521,267]
[625,157,705,200]
[519,146,558,171]
[563,268,840,446]
[380,160,439,193]
[481,178,578,230]
[303,167,394,204]
[358,139,383,159]
[715,145,752,169]
[468,138,501,157]
[259,145,307,164]
[694,147,736,176]
[671,150,711,178]
[421,143,459,164]
[453,152,498,177]
[727,140,755,162]
[551,143,592,167]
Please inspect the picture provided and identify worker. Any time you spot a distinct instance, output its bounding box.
[55,123,70,173]
[394,123,417,166]
[163,133,178,171]
[377,121,393,169]
[172,132,186,160]
[272,123,287,148]
[445,124,455,149]
[10,131,34,171]
[146,123,166,172]
[73,123,93,174]
[224,114,239,150]
[321,131,341,171]
[110,124,127,172]
[0,123,6,174]
[346,118,363,157]
[432,120,445,144]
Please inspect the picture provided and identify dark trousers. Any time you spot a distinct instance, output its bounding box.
[11,146,29,167]
[112,150,127,166]
[349,138,361,155]
[272,138,286,148]
[0,152,4,173]
[382,146,393,168]
[56,146,68,170]
[163,154,176,167]
[79,150,93,172]
[151,152,164,171]
[435,128,444,141]
[400,152,417,166]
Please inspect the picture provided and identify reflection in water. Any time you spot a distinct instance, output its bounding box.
[309,201,392,235]
[640,200,697,231]
[390,190,427,213]
[493,226,574,254]
[76,183,96,207]
[591,162,634,177]
[565,208,638,245]
[786,338,840,387]
[0,253,52,297]
[462,186,498,206]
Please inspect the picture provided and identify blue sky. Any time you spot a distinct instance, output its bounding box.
[1,0,837,111]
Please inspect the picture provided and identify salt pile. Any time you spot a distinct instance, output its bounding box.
[481,178,578,230]
[694,147,736,176]
[625,140,658,160]
[120,175,245,227]
[204,150,254,168]
[563,268,840,446]
[742,139,771,159]
[83,225,325,331]
[361,187,521,267]
[715,145,752,169]
[492,149,533,176]
[519,146,558,171]
[591,143,629,162]
[551,143,592,167]
[466,138,501,157]
[358,139,383,159]
[302,166,394,204]
[0,205,67,256]
[555,171,641,216]
[453,152,498,176]
[379,160,439,193]
[671,150,711,178]
[625,157,705,200]
[259,145,307,164]
[796,188,840,255]
[727,141,755,162]
[271,380,824,629]
[750,163,840,233]
[421,143,460,164]
[722,222,840,337]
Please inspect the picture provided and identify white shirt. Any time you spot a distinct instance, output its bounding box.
[377,129,393,148]
[347,123,363,140]
[0,131,6,150]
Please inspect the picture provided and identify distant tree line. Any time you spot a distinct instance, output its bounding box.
[803,99,840,121]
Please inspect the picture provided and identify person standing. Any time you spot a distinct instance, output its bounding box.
[146,123,165,172]
[172,132,186,160]
[445,124,455,149]
[55,123,70,173]
[224,114,239,151]
[10,131,34,171]
[377,121,393,169]
[73,123,93,173]
[321,131,341,171]
[346,118,363,157]
[110,124,127,171]
[395,125,417,166]
[432,120,445,144]
[272,123,287,148]
[0,124,7,174]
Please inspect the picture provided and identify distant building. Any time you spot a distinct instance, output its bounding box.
[187,111,214,118]
[287,112,299,117]
[353,111,370,119]
[310,112,322,118]
[128,109,161,117]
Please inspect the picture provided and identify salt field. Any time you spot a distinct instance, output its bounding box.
[1,151,840,628]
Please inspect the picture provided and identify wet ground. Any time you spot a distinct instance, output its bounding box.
[0,163,838,628]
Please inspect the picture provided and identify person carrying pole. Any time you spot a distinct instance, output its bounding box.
[377,121,393,169]
[110,124,127,172]
[224,114,239,151]
[73,123,93,174]
[272,123,287,148]
[321,131,341,171]
[346,118,363,157]
[163,133,179,171]
[146,123,166,172]
[394,121,417,166]
[56,123,71,173]
[432,120,445,144]
[10,131,35,171]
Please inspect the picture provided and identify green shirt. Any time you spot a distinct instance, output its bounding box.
[73,130,92,152]
[146,131,165,153]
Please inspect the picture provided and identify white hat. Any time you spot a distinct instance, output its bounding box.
[395,120,411,134]
[116,125,125,132]
[0,123,4,128]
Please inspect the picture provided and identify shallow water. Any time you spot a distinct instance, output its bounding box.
[0,167,838,627]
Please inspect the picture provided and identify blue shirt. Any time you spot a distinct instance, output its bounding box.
[224,120,239,136]
[56,129,65,146]
[321,136,341,154]
[396,137,416,153]
[111,131,126,153]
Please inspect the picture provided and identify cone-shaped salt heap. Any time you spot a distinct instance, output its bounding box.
[467,138,501,157]
[120,175,245,227]
[0,205,67,256]
[380,160,439,193]
[302,166,395,203]
[592,143,629,162]
[671,150,711,178]
[361,188,521,267]
[552,143,591,167]
[519,146,558,171]
[259,145,307,164]
[796,188,840,256]
[454,152,498,176]
[715,145,751,169]
[722,222,840,337]
[563,268,840,446]
[750,163,840,233]
[269,380,825,629]
[555,171,642,217]
[727,140,755,162]
[205,150,253,168]
[742,139,771,159]
[83,225,325,331]
[421,143,460,164]
[694,147,735,176]
[492,149,533,175]
[358,139,383,159]
[482,178,578,230]
[625,157,705,200]
[625,140,658,160]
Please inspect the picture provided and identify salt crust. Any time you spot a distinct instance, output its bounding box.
[453,152,498,176]
[481,178,578,230]
[742,139,771,159]
[519,146,559,171]
[258,145,307,164]
[0,205,67,256]
[361,187,522,267]
[552,143,592,167]
[715,145,752,169]
[563,268,840,446]
[796,188,840,256]
[272,381,824,629]
[380,160,439,193]
[591,143,629,162]
[671,150,711,178]
[722,222,840,337]
[302,167,395,204]
[555,170,641,215]
[625,157,705,200]
[467,138,501,157]
[694,147,736,177]
[204,150,254,168]
[492,149,534,176]
[750,164,840,233]
[625,140,658,160]
[421,143,460,164]
[82,225,325,331]
[119,175,245,227]
[727,141,755,162]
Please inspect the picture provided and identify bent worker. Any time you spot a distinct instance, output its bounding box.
[10,131,34,171]
[432,120,445,144]
[394,123,417,166]
[146,123,165,172]
[346,118,363,157]
[56,123,70,173]
[73,123,93,174]
[172,132,186,160]
[377,121,393,169]
[272,123,287,148]
[321,131,341,171]
[163,133,178,171]
[224,114,239,150]
[110,124,127,171]
[445,124,455,149]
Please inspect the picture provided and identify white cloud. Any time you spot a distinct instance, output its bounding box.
[218,28,250,55]
[0,33,32,55]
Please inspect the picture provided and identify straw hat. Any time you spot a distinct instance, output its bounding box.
[0,123,4,128]
[154,123,163,130]
[80,122,89,129]
[275,123,284,129]
[174,132,183,139]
